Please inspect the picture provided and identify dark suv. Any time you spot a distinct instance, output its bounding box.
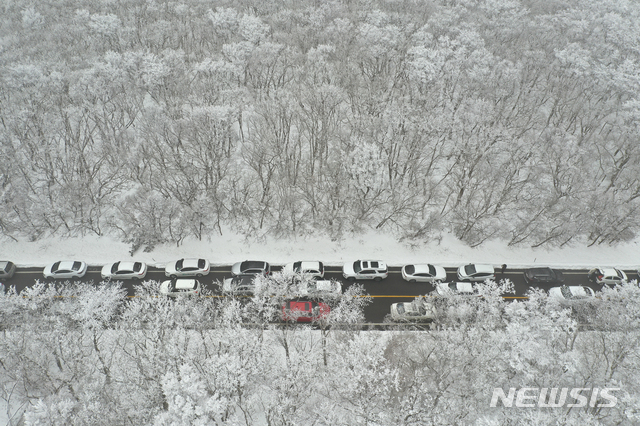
[523,267,564,285]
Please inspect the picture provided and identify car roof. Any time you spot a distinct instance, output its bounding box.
[528,267,553,274]
[470,264,493,273]
[439,282,474,292]
[0,261,10,268]
[286,300,311,310]
[599,267,621,276]
[241,260,267,269]
[57,261,78,269]
[174,279,198,290]
[298,261,322,269]
[305,280,334,290]
[410,264,434,274]
[454,282,474,292]
[569,286,593,297]
[360,260,387,268]
[182,258,203,268]
[117,261,137,270]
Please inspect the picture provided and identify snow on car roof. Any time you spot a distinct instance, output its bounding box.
[175,279,198,290]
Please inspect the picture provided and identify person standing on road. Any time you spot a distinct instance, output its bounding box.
[501,264,507,275]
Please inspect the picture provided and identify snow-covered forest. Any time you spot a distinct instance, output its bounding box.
[2,0,640,249]
[1,280,640,424]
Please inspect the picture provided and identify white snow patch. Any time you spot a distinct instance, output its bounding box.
[1,228,639,270]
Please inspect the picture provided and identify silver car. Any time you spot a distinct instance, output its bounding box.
[390,299,438,322]
[231,260,270,277]
[222,275,257,295]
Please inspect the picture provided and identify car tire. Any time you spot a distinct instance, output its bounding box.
[170,275,177,279]
[132,277,139,281]
[347,277,356,281]
[374,277,382,282]
[409,279,416,283]
[196,273,203,277]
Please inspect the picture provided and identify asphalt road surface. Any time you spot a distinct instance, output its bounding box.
[3,265,638,323]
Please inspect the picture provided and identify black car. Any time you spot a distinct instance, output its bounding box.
[523,267,564,285]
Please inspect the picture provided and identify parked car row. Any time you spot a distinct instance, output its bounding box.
[0,258,635,284]
[343,261,496,283]
[222,275,342,298]
[389,284,600,323]
[0,259,637,298]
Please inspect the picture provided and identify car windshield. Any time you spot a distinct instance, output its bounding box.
[464,265,477,275]
[405,265,415,275]
[51,261,61,272]
[615,269,624,279]
[396,303,406,314]
[72,261,82,271]
[293,262,302,272]
[428,265,436,276]
[133,262,142,272]
[111,263,119,273]
[198,259,206,269]
[176,259,184,269]
[174,280,197,291]
[353,262,362,273]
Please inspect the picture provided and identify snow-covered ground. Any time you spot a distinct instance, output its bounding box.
[2,228,639,270]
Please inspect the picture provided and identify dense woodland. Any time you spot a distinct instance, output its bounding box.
[2,0,640,249]
[1,279,640,424]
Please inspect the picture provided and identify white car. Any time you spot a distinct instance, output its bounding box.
[101,261,147,280]
[390,299,438,322]
[402,264,446,283]
[283,261,324,279]
[297,279,342,297]
[456,264,495,282]
[343,260,388,281]
[549,285,595,300]
[165,258,210,278]
[43,261,88,279]
[587,267,627,286]
[434,282,476,296]
[160,279,201,297]
[222,275,256,295]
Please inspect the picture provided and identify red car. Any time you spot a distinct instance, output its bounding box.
[282,301,330,323]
